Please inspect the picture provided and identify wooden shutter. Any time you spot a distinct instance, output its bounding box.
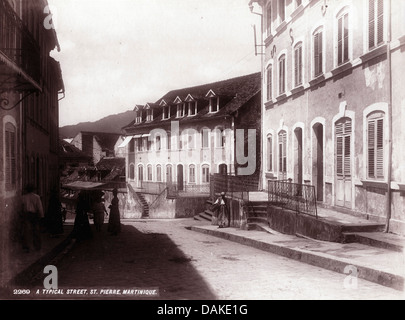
[368,116,384,179]
[368,120,376,178]
[267,65,272,100]
[369,0,375,49]
[268,135,273,172]
[314,31,322,76]
[377,0,384,45]
[295,44,302,86]
[336,119,351,177]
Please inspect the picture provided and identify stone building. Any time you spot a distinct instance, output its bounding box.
[249,0,405,234]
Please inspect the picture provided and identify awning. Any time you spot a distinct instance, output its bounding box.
[63,181,106,191]
[118,136,133,148]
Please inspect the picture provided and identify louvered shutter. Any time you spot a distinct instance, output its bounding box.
[377,0,384,45]
[369,0,375,49]
[336,135,343,176]
[368,120,376,178]
[344,135,351,177]
[376,118,384,178]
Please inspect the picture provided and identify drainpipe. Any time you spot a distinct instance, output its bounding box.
[385,0,393,233]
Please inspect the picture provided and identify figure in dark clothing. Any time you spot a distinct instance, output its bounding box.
[108,188,121,236]
[72,192,93,241]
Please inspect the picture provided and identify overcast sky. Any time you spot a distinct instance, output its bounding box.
[48,0,262,127]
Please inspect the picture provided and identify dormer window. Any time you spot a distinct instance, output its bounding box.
[188,101,197,116]
[135,110,143,123]
[210,97,219,113]
[176,103,186,118]
[146,109,153,122]
[162,105,170,120]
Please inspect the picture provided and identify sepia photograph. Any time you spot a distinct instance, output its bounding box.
[1,0,405,308]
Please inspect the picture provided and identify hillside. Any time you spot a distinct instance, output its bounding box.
[59,110,134,138]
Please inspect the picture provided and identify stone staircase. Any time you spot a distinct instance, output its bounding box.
[194,199,215,222]
[135,191,149,218]
[246,201,269,230]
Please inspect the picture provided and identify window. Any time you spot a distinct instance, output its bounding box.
[189,165,196,183]
[210,97,219,113]
[129,164,135,180]
[187,131,195,150]
[162,105,170,120]
[337,11,349,65]
[313,28,323,77]
[266,64,273,101]
[216,127,225,148]
[202,165,210,183]
[5,122,17,191]
[135,110,143,123]
[156,165,162,182]
[201,128,210,148]
[336,118,352,177]
[177,103,186,118]
[367,112,384,179]
[167,132,172,150]
[137,138,143,151]
[278,0,285,23]
[368,0,384,50]
[146,109,153,122]
[147,165,153,181]
[294,43,303,87]
[266,4,272,36]
[278,131,287,177]
[267,134,273,172]
[138,165,144,182]
[188,101,197,116]
[278,54,286,95]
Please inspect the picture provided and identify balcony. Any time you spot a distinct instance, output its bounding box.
[0,0,41,93]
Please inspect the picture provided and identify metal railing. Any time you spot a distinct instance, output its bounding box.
[211,174,259,201]
[0,0,41,84]
[267,180,317,218]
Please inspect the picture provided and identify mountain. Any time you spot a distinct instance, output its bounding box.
[59,110,133,138]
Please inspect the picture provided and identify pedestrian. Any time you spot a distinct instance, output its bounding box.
[91,196,108,232]
[47,188,64,237]
[213,192,229,228]
[108,188,121,236]
[21,184,44,252]
[72,191,93,241]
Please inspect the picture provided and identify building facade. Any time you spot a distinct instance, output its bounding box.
[0,0,63,244]
[121,73,261,218]
[249,0,405,234]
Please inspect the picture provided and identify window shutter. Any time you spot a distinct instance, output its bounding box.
[377,0,384,45]
[368,120,376,178]
[343,14,349,62]
[344,135,351,177]
[336,135,343,176]
[338,16,343,64]
[376,118,384,178]
[369,0,375,49]
[314,32,319,76]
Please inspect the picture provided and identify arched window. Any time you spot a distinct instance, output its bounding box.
[189,164,196,183]
[278,54,286,95]
[202,165,210,183]
[147,164,153,181]
[267,134,273,172]
[266,64,273,101]
[313,27,324,77]
[156,165,162,182]
[294,42,303,87]
[278,130,287,179]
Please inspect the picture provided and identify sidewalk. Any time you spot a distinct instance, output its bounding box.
[0,219,75,295]
[190,223,405,292]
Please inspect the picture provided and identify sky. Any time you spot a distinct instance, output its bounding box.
[48,0,262,127]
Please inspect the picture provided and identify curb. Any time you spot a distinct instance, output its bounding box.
[190,226,404,292]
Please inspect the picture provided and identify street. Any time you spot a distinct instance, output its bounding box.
[19,219,405,300]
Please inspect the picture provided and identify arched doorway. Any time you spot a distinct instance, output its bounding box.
[312,123,324,201]
[177,164,184,191]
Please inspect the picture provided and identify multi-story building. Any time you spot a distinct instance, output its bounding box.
[120,72,261,218]
[0,0,64,244]
[249,0,405,234]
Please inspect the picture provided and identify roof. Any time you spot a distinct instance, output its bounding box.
[122,72,261,132]
[80,132,122,152]
[59,139,92,162]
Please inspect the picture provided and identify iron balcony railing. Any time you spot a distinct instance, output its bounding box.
[267,180,318,218]
[0,0,41,85]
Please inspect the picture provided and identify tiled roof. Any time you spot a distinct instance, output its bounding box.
[122,72,260,132]
[59,139,92,161]
[80,131,121,152]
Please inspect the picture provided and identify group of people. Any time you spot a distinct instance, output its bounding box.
[20,184,121,252]
[72,188,121,241]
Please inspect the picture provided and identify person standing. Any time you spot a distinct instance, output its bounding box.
[72,191,93,241]
[213,192,229,228]
[91,196,108,232]
[108,188,121,236]
[21,184,44,252]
